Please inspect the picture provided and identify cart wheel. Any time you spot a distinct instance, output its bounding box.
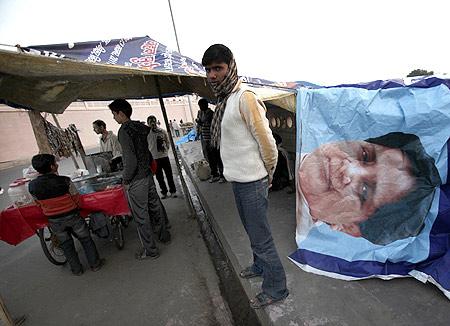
[120,215,131,228]
[112,219,124,250]
[37,228,67,265]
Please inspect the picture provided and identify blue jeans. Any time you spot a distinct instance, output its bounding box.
[49,212,100,274]
[232,177,288,299]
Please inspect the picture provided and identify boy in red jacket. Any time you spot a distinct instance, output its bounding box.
[28,154,104,275]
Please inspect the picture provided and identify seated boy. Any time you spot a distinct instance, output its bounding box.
[28,154,104,275]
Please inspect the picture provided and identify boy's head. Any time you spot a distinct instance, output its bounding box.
[198,98,209,111]
[109,99,132,124]
[32,154,57,174]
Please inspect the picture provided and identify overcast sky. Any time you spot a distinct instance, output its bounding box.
[0,0,448,85]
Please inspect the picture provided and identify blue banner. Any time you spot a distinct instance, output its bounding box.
[290,78,450,299]
[24,36,205,77]
[23,36,313,92]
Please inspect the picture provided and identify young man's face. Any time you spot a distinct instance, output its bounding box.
[112,111,126,124]
[93,124,104,134]
[204,62,229,87]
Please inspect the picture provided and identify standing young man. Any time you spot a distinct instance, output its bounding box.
[109,99,169,260]
[202,44,289,308]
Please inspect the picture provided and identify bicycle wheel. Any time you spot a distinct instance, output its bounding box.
[37,227,67,265]
[111,217,124,250]
[119,215,131,228]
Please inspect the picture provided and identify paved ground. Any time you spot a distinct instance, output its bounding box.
[179,140,450,326]
[0,155,233,326]
[3,141,450,326]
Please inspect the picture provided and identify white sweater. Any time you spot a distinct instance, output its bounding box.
[220,85,277,183]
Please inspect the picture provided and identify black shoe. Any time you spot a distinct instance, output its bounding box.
[161,193,168,199]
[135,249,160,260]
[91,258,106,272]
[72,268,84,276]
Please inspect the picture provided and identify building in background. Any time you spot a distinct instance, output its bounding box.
[0,96,199,165]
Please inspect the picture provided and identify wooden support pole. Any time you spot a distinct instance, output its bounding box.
[27,110,52,154]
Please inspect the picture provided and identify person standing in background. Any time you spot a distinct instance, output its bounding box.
[147,115,177,199]
[172,119,181,137]
[92,119,122,158]
[196,98,225,183]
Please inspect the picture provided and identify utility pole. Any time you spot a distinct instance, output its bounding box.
[167,0,196,123]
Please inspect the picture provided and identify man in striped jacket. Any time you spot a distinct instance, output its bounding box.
[196,98,224,183]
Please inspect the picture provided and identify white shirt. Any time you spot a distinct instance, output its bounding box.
[100,131,122,158]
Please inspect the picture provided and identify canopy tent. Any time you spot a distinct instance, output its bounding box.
[0,35,296,219]
[0,36,295,114]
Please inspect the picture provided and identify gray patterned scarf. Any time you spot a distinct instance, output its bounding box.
[210,58,239,149]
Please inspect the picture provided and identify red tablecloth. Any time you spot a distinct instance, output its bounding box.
[0,186,130,246]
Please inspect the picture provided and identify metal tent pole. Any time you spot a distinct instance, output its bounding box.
[153,76,195,218]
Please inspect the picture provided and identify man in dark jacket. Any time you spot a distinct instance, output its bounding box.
[109,99,169,260]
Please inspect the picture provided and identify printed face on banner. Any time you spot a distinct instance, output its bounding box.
[291,83,450,299]
[297,131,441,245]
[298,140,415,235]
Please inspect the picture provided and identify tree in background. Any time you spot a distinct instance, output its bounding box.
[407,69,434,77]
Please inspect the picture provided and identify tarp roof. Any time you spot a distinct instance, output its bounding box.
[0,36,295,114]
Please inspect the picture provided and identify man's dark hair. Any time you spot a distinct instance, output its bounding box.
[147,115,156,123]
[93,119,106,128]
[31,154,56,174]
[202,44,233,66]
[198,98,209,109]
[359,132,441,245]
[108,99,132,118]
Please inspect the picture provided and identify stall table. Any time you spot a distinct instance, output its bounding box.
[0,186,130,246]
